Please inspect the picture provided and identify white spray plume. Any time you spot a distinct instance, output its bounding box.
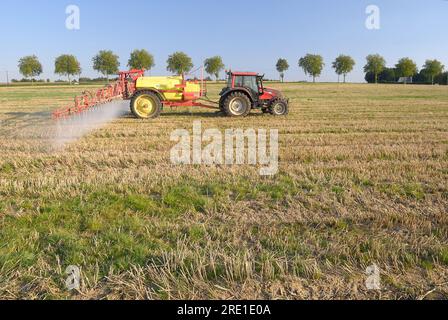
[51,101,129,148]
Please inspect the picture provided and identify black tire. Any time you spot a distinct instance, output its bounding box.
[222,92,252,117]
[219,97,225,110]
[130,91,162,119]
[269,99,289,116]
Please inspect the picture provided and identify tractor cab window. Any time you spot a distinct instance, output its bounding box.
[257,76,264,93]
[234,76,258,93]
[244,76,258,93]
[234,76,243,87]
[227,74,233,88]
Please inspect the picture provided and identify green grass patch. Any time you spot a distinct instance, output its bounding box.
[162,184,210,213]
[0,187,195,277]
[378,182,425,200]
[0,162,15,174]
[256,175,298,201]
[439,248,448,266]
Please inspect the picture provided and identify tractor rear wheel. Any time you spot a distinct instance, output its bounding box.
[223,92,251,117]
[269,99,289,116]
[131,91,162,119]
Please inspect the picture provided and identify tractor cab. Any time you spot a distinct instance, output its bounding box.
[224,71,266,96]
[219,71,289,117]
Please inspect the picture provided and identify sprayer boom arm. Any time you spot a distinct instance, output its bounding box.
[52,69,144,120]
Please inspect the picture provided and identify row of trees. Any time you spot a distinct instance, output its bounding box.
[17,50,226,83]
[276,54,355,83]
[276,54,446,84]
[17,51,446,84]
[364,57,447,85]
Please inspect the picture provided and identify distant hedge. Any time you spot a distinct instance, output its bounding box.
[365,69,448,84]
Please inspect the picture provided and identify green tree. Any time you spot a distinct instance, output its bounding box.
[299,54,324,83]
[395,57,418,84]
[379,68,396,83]
[365,68,396,84]
[434,72,448,85]
[276,58,289,82]
[92,50,120,82]
[364,54,386,84]
[422,59,444,85]
[332,55,355,83]
[18,55,43,83]
[364,72,375,84]
[204,56,225,82]
[128,49,155,71]
[54,54,81,84]
[167,52,194,75]
[414,69,431,84]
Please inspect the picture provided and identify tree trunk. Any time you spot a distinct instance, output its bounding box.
[375,73,378,84]
[343,74,346,83]
[68,74,71,85]
[313,76,316,83]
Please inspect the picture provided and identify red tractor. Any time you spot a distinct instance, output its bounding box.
[219,71,289,117]
[52,70,290,120]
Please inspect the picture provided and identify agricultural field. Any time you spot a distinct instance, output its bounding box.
[0,82,447,300]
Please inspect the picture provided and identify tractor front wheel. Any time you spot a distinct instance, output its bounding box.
[223,92,251,117]
[131,91,162,119]
[269,99,289,116]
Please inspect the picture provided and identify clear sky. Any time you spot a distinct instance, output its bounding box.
[0,0,447,82]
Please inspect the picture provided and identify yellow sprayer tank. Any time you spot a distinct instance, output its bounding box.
[135,76,201,101]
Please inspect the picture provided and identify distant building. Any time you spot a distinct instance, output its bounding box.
[398,77,413,84]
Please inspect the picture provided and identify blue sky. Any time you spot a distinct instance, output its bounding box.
[0,0,447,82]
